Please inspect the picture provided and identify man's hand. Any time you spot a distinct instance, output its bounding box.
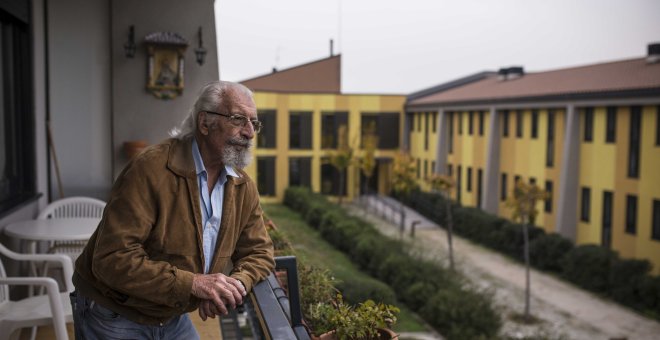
[198,299,224,321]
[191,273,246,317]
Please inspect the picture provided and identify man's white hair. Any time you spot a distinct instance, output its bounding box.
[169,81,253,139]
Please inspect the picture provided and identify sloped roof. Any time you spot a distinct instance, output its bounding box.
[241,55,341,93]
[408,58,660,108]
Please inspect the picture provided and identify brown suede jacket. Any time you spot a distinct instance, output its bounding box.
[73,137,274,325]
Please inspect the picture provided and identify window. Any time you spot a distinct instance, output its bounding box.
[424,160,428,178]
[417,113,422,132]
[289,111,312,149]
[321,158,347,196]
[416,159,421,179]
[652,199,660,241]
[601,191,613,248]
[656,106,660,146]
[289,157,311,188]
[257,157,276,196]
[468,111,474,135]
[432,112,437,133]
[321,111,348,149]
[257,110,276,148]
[0,6,35,214]
[628,106,641,178]
[581,187,591,222]
[457,165,462,203]
[448,112,454,153]
[531,110,539,139]
[501,173,507,201]
[584,107,594,142]
[478,111,485,136]
[458,112,463,135]
[361,113,400,149]
[626,195,638,235]
[447,164,453,176]
[516,110,523,138]
[477,168,483,207]
[544,180,553,213]
[431,161,436,174]
[606,106,616,143]
[467,167,472,192]
[529,177,536,185]
[514,175,521,185]
[546,110,555,167]
[407,114,414,133]
[424,112,430,150]
[502,110,509,137]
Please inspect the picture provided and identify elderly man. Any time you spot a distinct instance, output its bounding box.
[70,81,274,339]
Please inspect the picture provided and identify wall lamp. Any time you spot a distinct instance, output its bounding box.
[124,25,136,58]
[195,26,207,66]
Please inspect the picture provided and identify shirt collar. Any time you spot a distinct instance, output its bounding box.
[192,138,241,179]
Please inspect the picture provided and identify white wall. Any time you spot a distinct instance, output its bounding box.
[111,0,219,176]
[47,0,112,200]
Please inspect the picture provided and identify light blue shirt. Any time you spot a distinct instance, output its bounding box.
[192,139,239,273]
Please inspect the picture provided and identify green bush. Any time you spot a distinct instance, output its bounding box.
[304,201,327,228]
[609,258,651,308]
[640,276,660,318]
[529,233,574,271]
[420,288,501,340]
[338,276,397,305]
[350,235,401,276]
[561,245,618,293]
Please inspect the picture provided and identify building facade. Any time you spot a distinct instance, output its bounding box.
[406,48,660,273]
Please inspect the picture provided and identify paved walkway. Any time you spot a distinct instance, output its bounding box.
[351,196,660,340]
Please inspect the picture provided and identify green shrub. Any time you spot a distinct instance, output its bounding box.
[350,235,401,276]
[304,201,327,228]
[529,233,574,271]
[338,276,397,305]
[609,258,651,308]
[561,244,618,293]
[640,276,660,317]
[420,288,501,340]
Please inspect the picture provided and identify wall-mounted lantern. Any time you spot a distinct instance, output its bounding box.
[124,25,136,58]
[194,26,207,66]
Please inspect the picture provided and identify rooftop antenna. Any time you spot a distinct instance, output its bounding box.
[273,45,280,73]
[330,39,334,56]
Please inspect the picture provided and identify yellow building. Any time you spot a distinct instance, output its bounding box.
[241,55,406,203]
[406,46,660,273]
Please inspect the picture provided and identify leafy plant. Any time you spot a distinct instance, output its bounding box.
[325,125,355,204]
[426,173,456,270]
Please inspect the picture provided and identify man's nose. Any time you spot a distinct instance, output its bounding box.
[240,122,255,139]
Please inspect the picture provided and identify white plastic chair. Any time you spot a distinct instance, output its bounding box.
[0,242,73,340]
[38,196,105,260]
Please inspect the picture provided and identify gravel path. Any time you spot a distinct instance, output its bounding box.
[348,198,660,340]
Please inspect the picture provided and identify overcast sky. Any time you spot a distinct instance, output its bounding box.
[215,0,660,94]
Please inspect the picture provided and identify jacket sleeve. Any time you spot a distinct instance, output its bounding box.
[229,181,275,292]
[90,154,194,309]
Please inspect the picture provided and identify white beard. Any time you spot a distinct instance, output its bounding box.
[222,137,253,169]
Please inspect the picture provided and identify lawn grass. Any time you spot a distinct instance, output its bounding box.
[263,203,428,332]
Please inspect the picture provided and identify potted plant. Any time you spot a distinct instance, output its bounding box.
[307,295,399,340]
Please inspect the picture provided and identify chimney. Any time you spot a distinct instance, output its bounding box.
[498,66,524,81]
[272,67,277,73]
[647,42,660,64]
[330,39,334,57]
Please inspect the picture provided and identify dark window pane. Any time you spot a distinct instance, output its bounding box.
[457,165,462,203]
[656,106,660,146]
[626,195,638,235]
[584,107,594,142]
[602,191,613,248]
[432,112,437,133]
[531,110,539,139]
[501,173,507,201]
[289,157,311,188]
[467,167,472,192]
[502,110,509,137]
[477,168,482,207]
[546,110,555,167]
[424,112,429,150]
[448,112,454,153]
[424,160,428,178]
[544,180,553,213]
[322,111,348,149]
[257,157,276,196]
[606,106,616,143]
[652,199,660,241]
[321,158,347,196]
[628,106,641,178]
[581,187,591,222]
[479,111,485,136]
[468,111,474,135]
[458,112,463,135]
[516,110,523,138]
[257,110,276,148]
[290,111,312,149]
[416,159,421,179]
[447,164,453,176]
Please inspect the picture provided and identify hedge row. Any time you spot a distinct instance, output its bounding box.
[284,187,502,339]
[398,190,660,319]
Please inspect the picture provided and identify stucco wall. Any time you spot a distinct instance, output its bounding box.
[111,0,219,177]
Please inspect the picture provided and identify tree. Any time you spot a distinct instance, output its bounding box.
[506,180,549,322]
[426,173,456,271]
[391,152,419,238]
[326,125,354,204]
[359,121,378,197]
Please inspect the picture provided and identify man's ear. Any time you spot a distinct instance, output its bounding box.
[197,112,209,135]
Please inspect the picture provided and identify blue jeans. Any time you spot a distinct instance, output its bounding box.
[70,291,200,340]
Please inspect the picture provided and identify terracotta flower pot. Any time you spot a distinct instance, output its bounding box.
[123,140,148,159]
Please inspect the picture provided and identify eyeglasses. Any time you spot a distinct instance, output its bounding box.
[204,111,262,134]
